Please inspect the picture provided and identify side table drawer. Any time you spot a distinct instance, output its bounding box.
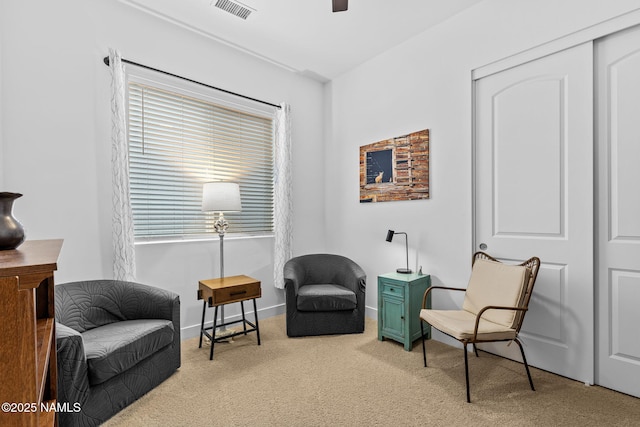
[200,281,261,306]
[381,283,405,298]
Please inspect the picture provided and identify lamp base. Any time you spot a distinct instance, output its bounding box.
[396,268,412,274]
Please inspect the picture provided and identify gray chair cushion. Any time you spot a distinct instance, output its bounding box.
[296,284,357,311]
[82,319,174,385]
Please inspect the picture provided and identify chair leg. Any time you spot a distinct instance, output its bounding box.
[472,343,479,357]
[420,321,427,367]
[464,343,471,403]
[514,338,535,391]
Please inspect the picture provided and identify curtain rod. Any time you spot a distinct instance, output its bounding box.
[103,56,281,109]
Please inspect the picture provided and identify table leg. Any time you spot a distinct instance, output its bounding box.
[240,301,248,335]
[253,298,261,345]
[210,305,219,360]
[199,300,207,348]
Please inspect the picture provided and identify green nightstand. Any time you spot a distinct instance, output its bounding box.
[378,272,431,351]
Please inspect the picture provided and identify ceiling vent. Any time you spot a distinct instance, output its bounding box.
[214,0,254,20]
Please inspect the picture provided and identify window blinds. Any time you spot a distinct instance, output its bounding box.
[127,82,274,239]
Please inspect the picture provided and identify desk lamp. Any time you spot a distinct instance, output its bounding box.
[385,229,412,274]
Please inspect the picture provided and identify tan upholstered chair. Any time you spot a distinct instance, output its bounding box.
[419,252,540,402]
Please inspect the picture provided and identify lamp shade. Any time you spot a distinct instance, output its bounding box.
[386,230,395,242]
[202,182,242,212]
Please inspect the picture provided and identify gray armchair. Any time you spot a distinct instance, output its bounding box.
[55,280,180,426]
[284,254,366,337]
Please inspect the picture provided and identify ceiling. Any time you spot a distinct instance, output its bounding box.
[122,0,483,82]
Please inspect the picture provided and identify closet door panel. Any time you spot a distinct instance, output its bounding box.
[474,42,594,383]
[596,24,640,398]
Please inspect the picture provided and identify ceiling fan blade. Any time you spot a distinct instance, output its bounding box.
[332,0,348,12]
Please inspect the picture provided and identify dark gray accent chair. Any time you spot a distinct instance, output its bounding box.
[284,254,366,337]
[55,280,180,427]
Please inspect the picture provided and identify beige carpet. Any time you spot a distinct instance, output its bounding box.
[104,315,639,426]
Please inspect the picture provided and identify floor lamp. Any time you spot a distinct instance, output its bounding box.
[202,181,242,336]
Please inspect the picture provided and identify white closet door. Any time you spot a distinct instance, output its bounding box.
[474,42,594,383]
[595,25,640,398]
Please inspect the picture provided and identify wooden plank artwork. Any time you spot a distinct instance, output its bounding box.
[359,129,430,203]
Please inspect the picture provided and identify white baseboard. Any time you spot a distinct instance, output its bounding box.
[181,302,286,340]
[365,304,377,320]
[182,303,378,340]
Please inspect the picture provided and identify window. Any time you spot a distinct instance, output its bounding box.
[126,69,275,240]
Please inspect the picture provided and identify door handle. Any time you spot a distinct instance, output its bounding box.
[479,243,488,250]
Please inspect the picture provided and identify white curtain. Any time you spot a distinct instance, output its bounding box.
[109,48,137,281]
[273,102,292,289]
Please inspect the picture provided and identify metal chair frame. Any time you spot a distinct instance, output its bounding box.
[419,252,541,402]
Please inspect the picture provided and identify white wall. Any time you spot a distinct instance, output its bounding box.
[4,0,640,341]
[325,0,640,328]
[0,0,326,337]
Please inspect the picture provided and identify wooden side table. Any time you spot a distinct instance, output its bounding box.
[378,272,431,351]
[197,275,262,360]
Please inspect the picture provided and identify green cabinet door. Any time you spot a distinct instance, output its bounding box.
[380,294,404,339]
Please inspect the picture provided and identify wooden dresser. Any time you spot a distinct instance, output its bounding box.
[0,239,63,426]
